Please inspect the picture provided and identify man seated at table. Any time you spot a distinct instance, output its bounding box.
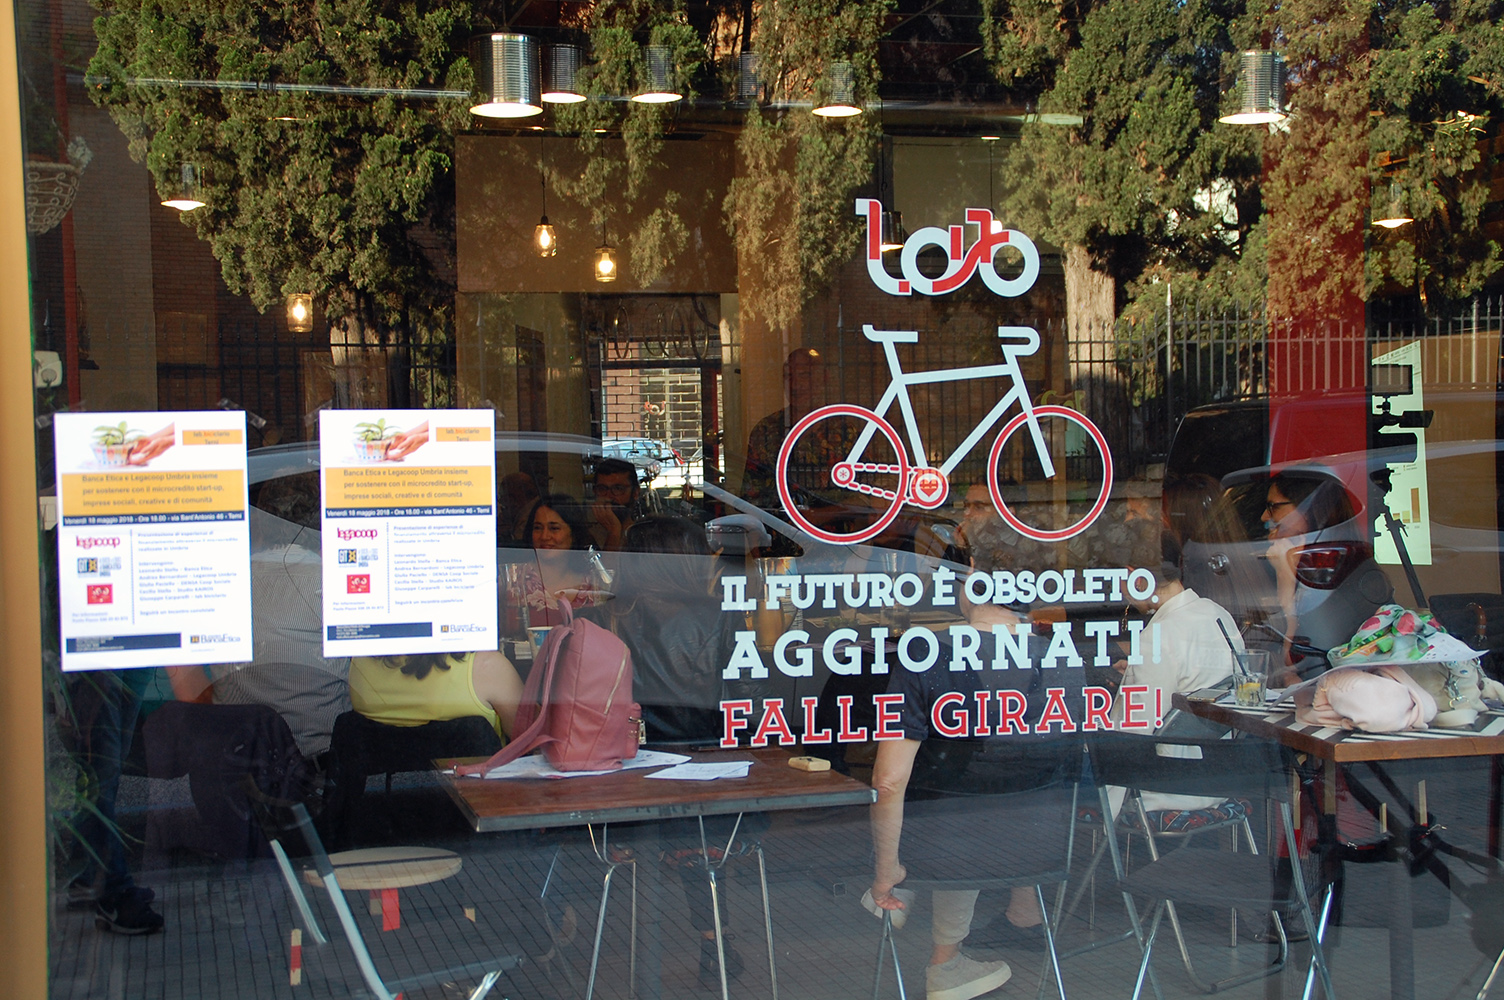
[867,517,1083,1000]
[1109,531,1242,816]
[590,457,642,550]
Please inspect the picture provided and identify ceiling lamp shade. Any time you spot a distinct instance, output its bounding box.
[285,293,313,333]
[632,46,682,104]
[1374,181,1413,229]
[470,33,543,118]
[542,44,586,104]
[161,162,206,211]
[813,61,862,117]
[737,51,762,103]
[1219,50,1286,125]
[879,210,906,252]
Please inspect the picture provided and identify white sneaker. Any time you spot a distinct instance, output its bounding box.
[926,953,1012,1000]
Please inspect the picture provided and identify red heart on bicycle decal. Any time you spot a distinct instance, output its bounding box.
[912,470,945,506]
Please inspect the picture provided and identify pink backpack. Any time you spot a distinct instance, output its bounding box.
[457,599,642,774]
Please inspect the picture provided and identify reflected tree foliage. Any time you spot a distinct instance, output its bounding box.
[88,0,479,405]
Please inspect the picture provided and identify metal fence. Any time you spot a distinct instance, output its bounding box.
[1065,293,1504,476]
[65,317,455,446]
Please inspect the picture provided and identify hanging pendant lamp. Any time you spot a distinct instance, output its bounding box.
[161,162,206,211]
[542,44,586,104]
[1219,50,1286,125]
[594,225,618,282]
[632,46,682,104]
[470,33,543,118]
[813,61,862,117]
[1374,181,1413,229]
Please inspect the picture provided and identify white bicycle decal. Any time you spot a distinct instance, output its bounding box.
[774,325,1113,544]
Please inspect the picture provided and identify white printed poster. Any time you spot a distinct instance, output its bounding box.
[319,410,498,657]
[54,411,252,671]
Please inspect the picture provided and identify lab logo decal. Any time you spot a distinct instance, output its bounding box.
[775,203,1111,545]
[86,584,113,605]
[856,198,1040,298]
[346,574,371,594]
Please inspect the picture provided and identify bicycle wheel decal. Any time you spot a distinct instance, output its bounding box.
[776,404,910,545]
[987,405,1113,542]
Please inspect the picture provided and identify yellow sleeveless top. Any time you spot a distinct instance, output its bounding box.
[349,653,500,735]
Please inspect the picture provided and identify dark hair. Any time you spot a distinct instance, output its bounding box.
[1145,531,1183,585]
[527,494,594,551]
[617,515,716,602]
[1269,472,1354,533]
[595,457,639,488]
[379,654,457,680]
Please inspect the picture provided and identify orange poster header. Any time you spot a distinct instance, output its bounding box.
[435,427,491,443]
[61,469,246,516]
[183,428,244,446]
[324,465,493,509]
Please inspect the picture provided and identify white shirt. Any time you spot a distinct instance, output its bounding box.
[1110,587,1241,815]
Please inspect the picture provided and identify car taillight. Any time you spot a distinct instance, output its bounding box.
[1294,543,1365,589]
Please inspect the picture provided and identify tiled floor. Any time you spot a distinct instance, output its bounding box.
[49,755,1503,1000]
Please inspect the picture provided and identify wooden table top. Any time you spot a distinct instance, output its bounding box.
[437,748,876,833]
[1175,687,1504,762]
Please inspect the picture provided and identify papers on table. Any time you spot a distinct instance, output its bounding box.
[466,748,690,780]
[644,761,753,781]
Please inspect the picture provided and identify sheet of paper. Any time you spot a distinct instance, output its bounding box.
[466,749,691,780]
[55,411,252,670]
[319,410,498,657]
[644,761,754,781]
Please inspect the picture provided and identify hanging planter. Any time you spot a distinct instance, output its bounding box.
[24,137,93,235]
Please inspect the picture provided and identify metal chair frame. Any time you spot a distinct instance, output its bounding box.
[868,780,1081,1000]
[264,801,517,1000]
[1089,735,1337,1000]
[583,813,778,1000]
[1060,784,1261,988]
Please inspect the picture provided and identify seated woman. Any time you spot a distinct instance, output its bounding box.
[869,516,1080,1000]
[521,495,611,627]
[350,650,523,739]
[1263,471,1356,681]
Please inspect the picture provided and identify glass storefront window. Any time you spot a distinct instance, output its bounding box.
[6,1,1504,997]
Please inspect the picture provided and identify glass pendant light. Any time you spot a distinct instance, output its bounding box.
[285,293,313,333]
[470,33,543,118]
[534,134,557,257]
[594,225,617,282]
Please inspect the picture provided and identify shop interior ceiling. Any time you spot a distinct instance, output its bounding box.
[474,0,1033,139]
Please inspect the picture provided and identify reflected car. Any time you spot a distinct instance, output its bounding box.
[1176,462,1394,677]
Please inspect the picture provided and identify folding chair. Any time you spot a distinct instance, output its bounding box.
[870,738,1084,1000]
[1060,749,1260,963]
[1088,733,1335,1000]
[247,783,520,1000]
